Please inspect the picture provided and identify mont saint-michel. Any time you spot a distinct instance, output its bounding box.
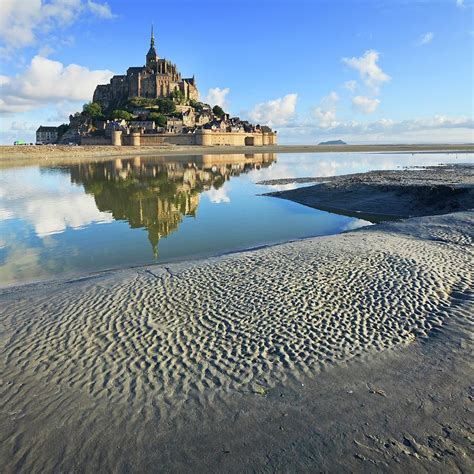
[36,28,277,148]
[1,2,473,473]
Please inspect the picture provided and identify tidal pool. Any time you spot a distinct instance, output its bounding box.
[0,151,471,285]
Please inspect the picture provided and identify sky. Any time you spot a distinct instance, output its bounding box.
[0,0,473,144]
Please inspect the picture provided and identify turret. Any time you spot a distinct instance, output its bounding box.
[146,25,158,70]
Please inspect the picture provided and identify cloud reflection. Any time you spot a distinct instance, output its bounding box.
[0,168,113,237]
[205,184,231,204]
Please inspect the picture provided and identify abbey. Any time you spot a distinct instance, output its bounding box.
[39,26,277,146]
[93,27,199,109]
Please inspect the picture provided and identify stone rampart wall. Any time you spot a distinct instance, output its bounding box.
[81,131,277,147]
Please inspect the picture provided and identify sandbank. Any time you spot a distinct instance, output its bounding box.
[264,164,474,220]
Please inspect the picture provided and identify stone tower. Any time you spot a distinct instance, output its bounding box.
[146,25,158,71]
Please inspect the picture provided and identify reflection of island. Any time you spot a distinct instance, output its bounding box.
[68,154,275,255]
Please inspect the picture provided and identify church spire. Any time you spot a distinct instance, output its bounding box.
[146,24,158,69]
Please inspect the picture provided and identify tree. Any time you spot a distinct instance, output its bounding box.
[57,123,70,138]
[82,102,104,119]
[111,109,133,121]
[171,87,186,105]
[149,112,167,127]
[212,105,225,117]
[155,98,176,115]
[128,96,159,108]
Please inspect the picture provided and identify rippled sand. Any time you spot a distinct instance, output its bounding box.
[0,211,472,472]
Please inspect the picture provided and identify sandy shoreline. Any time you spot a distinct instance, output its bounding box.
[1,211,473,471]
[1,142,473,168]
[1,164,473,472]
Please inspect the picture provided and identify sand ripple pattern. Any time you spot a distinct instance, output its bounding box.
[1,212,472,415]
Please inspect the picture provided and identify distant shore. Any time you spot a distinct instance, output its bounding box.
[0,143,473,168]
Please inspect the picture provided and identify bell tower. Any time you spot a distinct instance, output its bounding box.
[146,25,158,71]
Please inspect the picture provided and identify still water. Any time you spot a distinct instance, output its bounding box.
[0,152,471,285]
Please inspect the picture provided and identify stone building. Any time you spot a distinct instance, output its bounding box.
[93,27,198,110]
[36,126,58,144]
[129,120,155,131]
[166,117,183,133]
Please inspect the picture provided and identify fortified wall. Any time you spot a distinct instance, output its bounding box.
[81,129,277,147]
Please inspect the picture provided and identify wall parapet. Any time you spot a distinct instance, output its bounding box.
[81,130,277,147]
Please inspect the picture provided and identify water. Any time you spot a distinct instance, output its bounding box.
[0,151,471,285]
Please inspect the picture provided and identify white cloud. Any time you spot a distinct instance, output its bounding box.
[313,91,339,128]
[342,50,391,94]
[352,95,380,114]
[87,0,115,19]
[248,93,298,127]
[0,118,38,144]
[417,32,434,46]
[204,87,230,109]
[0,119,40,144]
[0,55,113,114]
[344,80,357,92]
[0,0,115,54]
[456,0,465,8]
[4,120,37,133]
[47,100,83,122]
[277,115,474,144]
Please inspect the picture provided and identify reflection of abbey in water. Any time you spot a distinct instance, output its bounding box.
[69,154,275,255]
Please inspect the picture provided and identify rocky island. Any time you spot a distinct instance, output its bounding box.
[35,28,276,148]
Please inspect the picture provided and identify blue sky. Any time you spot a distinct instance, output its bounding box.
[0,0,473,144]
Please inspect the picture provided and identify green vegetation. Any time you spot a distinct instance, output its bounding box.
[111,109,134,121]
[80,95,223,128]
[190,101,207,113]
[127,97,154,108]
[212,105,225,118]
[149,112,167,127]
[155,98,176,115]
[126,97,176,116]
[171,87,186,105]
[57,123,70,138]
[82,102,104,119]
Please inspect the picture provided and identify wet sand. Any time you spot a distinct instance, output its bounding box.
[264,164,474,220]
[1,143,473,168]
[0,166,473,472]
